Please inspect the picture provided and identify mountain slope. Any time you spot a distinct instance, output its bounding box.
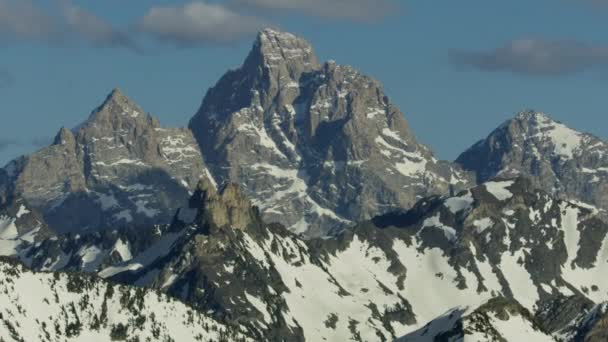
[397,297,553,341]
[22,176,605,340]
[189,28,472,237]
[0,257,248,342]
[457,111,608,216]
[1,89,211,234]
[124,178,608,339]
[0,199,53,261]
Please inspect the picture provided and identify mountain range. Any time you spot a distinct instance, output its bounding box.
[1,28,607,341]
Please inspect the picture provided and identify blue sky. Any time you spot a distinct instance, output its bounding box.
[1,0,607,165]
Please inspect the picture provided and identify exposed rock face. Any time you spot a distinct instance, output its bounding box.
[1,89,210,233]
[189,28,472,237]
[556,302,608,342]
[535,294,595,335]
[197,182,260,232]
[397,297,553,342]
[0,200,53,260]
[457,111,608,216]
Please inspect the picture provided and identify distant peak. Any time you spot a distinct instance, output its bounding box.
[92,88,144,120]
[509,110,586,158]
[107,87,125,99]
[514,110,550,122]
[101,87,133,108]
[249,27,319,71]
[257,27,301,45]
[71,88,154,133]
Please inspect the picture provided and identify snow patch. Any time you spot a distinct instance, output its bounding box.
[484,180,514,201]
[444,192,474,214]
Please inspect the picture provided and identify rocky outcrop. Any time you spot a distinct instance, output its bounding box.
[556,302,608,341]
[190,28,472,237]
[1,89,211,234]
[197,181,260,232]
[536,294,595,334]
[184,176,261,233]
[398,297,552,341]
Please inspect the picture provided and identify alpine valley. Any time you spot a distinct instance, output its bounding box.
[1,29,607,342]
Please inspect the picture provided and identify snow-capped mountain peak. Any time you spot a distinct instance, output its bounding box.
[458,110,608,217]
[77,87,156,134]
[253,28,319,70]
[190,28,473,237]
[512,110,584,159]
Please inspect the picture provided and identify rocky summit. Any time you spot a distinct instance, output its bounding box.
[190,28,472,237]
[457,111,608,217]
[0,88,210,234]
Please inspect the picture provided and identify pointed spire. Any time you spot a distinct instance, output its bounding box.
[108,87,123,97]
[191,180,259,232]
[76,88,151,131]
[99,87,138,112]
[53,127,75,146]
[246,27,319,74]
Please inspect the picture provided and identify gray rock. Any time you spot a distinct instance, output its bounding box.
[556,302,608,341]
[190,28,473,237]
[535,294,595,334]
[457,111,608,217]
[2,88,211,233]
[397,297,547,341]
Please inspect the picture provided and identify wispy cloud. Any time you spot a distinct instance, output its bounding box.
[450,39,608,76]
[0,0,59,41]
[136,2,266,47]
[0,0,136,50]
[230,0,398,22]
[61,4,137,50]
[0,69,14,89]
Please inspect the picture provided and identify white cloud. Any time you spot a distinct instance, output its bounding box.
[137,2,266,46]
[450,39,608,76]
